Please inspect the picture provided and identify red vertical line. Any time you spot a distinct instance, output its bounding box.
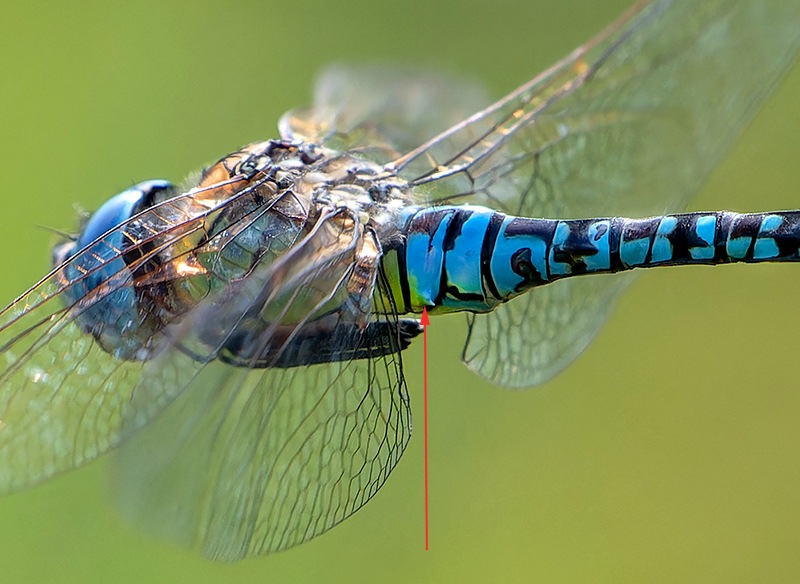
[421,307,430,551]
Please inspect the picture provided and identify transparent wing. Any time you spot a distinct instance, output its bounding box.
[111,325,411,560]
[110,221,414,559]
[388,0,800,387]
[0,308,166,492]
[0,172,303,492]
[0,125,417,555]
[279,64,490,163]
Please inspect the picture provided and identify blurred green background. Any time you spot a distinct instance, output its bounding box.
[1,0,800,582]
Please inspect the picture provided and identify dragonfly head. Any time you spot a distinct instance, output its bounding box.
[52,180,174,268]
[49,179,177,360]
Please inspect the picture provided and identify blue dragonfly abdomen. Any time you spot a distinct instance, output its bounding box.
[395,207,800,314]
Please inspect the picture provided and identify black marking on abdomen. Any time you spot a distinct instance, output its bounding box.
[481,212,505,300]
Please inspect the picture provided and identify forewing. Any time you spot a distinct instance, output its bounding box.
[390,0,800,387]
[0,176,286,491]
[279,64,490,162]
[111,329,411,560]
[110,217,412,559]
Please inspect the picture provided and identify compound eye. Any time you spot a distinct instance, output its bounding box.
[74,180,174,251]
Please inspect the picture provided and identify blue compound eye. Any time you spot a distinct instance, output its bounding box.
[75,179,174,250]
[57,179,175,359]
[53,179,175,268]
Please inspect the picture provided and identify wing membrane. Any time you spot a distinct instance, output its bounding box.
[389,0,800,386]
[110,218,413,559]
[280,64,490,163]
[111,326,411,559]
[0,174,302,491]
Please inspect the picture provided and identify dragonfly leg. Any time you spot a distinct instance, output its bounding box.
[217,316,422,368]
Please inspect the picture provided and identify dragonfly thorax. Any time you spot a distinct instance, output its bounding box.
[52,139,417,365]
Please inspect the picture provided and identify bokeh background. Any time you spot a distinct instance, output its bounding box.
[1,1,800,582]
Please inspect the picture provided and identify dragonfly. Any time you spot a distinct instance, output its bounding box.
[1,0,799,561]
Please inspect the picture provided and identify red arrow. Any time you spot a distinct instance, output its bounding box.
[421,307,430,551]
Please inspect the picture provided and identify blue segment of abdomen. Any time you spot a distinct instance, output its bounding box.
[650,216,678,263]
[442,209,493,310]
[726,213,752,260]
[547,221,573,277]
[620,229,650,267]
[398,207,800,316]
[690,215,716,260]
[753,214,783,259]
[584,221,611,271]
[404,209,453,308]
[491,216,550,298]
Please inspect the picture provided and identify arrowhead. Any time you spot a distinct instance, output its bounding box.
[420,307,430,327]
